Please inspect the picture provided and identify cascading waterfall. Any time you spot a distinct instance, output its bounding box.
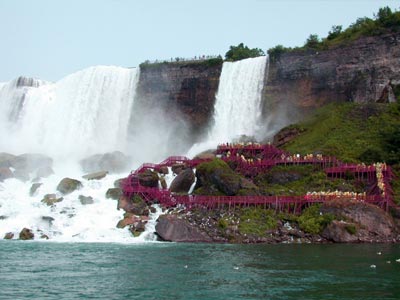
[187,56,268,157]
[0,66,167,243]
[0,56,268,242]
[1,66,138,160]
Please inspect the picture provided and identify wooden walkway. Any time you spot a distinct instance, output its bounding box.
[122,143,396,212]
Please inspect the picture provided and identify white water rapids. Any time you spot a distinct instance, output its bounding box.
[0,57,268,242]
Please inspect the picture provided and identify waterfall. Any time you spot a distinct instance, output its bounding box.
[0,66,138,160]
[0,66,148,243]
[187,56,268,157]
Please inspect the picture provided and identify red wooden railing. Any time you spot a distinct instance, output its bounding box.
[122,143,396,212]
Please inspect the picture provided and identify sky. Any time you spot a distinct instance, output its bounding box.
[0,0,399,82]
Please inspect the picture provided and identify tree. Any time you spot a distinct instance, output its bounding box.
[327,25,343,40]
[304,34,320,49]
[225,43,265,61]
[267,45,290,63]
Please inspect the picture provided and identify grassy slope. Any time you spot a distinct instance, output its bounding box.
[278,102,400,203]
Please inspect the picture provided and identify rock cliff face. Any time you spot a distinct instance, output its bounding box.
[264,32,400,123]
[134,61,222,139]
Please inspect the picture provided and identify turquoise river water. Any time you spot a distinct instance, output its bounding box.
[0,241,399,299]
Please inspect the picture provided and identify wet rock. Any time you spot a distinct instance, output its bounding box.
[11,153,53,174]
[41,216,55,225]
[155,214,212,242]
[321,200,398,239]
[169,168,195,193]
[57,178,82,195]
[35,166,54,179]
[82,171,108,180]
[0,216,8,220]
[0,153,16,168]
[40,234,49,240]
[79,195,94,205]
[4,232,14,239]
[171,163,186,175]
[118,196,148,215]
[13,169,30,182]
[19,228,34,240]
[150,206,157,214]
[193,152,216,160]
[30,183,42,196]
[0,167,14,182]
[80,151,131,174]
[114,178,125,188]
[158,166,169,175]
[160,177,167,189]
[322,221,359,243]
[195,159,259,196]
[106,188,122,200]
[138,169,159,187]
[41,194,64,206]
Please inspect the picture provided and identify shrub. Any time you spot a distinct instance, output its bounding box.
[225,43,265,61]
[345,224,357,235]
[238,207,277,235]
[297,204,334,234]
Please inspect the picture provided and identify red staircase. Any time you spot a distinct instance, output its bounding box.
[122,143,397,212]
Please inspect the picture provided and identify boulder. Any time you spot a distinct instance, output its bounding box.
[79,195,94,205]
[82,171,108,180]
[171,163,186,175]
[57,178,82,195]
[117,196,149,215]
[35,166,54,179]
[114,178,125,188]
[0,167,14,182]
[41,194,63,206]
[160,177,167,189]
[30,183,42,196]
[322,221,359,243]
[106,188,122,200]
[80,151,131,174]
[158,166,169,175]
[4,232,14,239]
[0,153,16,168]
[195,158,259,196]
[19,228,34,240]
[155,214,212,242]
[41,216,55,225]
[193,151,216,160]
[321,200,397,239]
[169,168,195,193]
[11,153,53,174]
[138,169,159,187]
[13,169,30,182]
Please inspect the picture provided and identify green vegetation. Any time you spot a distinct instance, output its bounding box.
[225,43,265,62]
[279,101,400,203]
[268,6,400,62]
[345,224,357,235]
[281,102,400,163]
[254,164,363,196]
[297,205,334,234]
[238,207,277,235]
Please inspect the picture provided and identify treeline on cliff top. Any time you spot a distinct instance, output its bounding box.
[268,6,400,62]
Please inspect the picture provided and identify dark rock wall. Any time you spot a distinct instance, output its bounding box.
[131,33,400,138]
[264,32,400,124]
[134,61,223,139]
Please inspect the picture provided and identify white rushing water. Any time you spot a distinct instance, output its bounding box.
[0,66,159,243]
[187,56,268,157]
[0,66,138,160]
[0,57,267,242]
